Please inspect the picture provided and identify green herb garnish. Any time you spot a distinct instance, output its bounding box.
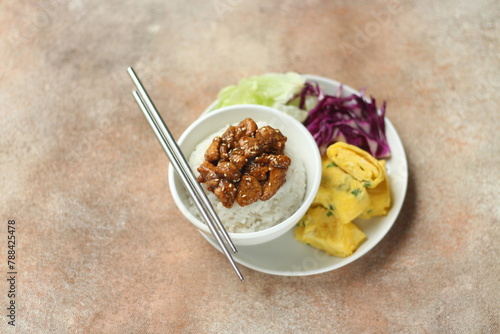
[351,188,361,196]
[326,162,338,168]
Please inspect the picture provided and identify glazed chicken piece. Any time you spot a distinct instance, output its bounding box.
[257,154,290,201]
[221,118,259,149]
[197,161,220,191]
[229,150,248,170]
[255,126,287,154]
[221,126,238,149]
[205,136,221,162]
[261,168,287,201]
[244,157,270,181]
[238,136,263,158]
[243,154,290,180]
[236,174,262,206]
[235,118,258,137]
[250,154,290,167]
[269,154,291,169]
[214,179,238,208]
[214,161,241,182]
[219,141,230,161]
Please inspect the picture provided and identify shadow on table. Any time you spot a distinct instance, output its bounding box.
[349,166,418,278]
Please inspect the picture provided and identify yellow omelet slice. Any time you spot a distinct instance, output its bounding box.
[312,156,370,224]
[359,160,391,219]
[327,142,385,189]
[295,206,367,257]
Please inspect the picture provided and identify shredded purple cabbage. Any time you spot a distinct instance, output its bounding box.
[289,81,323,109]
[296,81,390,159]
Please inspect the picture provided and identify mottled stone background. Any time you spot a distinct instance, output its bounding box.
[1,0,498,333]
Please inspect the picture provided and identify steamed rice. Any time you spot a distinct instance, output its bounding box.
[188,122,306,233]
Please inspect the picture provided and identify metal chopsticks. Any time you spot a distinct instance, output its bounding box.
[127,67,244,281]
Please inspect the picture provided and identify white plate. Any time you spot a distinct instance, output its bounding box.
[200,74,408,276]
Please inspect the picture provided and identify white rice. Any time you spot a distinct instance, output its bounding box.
[188,122,306,233]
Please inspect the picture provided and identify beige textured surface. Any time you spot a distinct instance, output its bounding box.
[1,0,499,333]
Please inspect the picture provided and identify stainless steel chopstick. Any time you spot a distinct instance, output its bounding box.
[127,67,237,254]
[131,91,243,280]
[127,67,243,281]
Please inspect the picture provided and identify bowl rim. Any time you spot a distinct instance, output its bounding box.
[168,104,322,242]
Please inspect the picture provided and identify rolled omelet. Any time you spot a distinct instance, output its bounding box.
[295,206,366,258]
[359,160,391,219]
[326,142,384,189]
[295,142,391,258]
[312,156,370,224]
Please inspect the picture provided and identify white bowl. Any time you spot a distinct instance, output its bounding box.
[168,104,322,246]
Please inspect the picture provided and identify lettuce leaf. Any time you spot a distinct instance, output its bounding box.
[211,72,309,122]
